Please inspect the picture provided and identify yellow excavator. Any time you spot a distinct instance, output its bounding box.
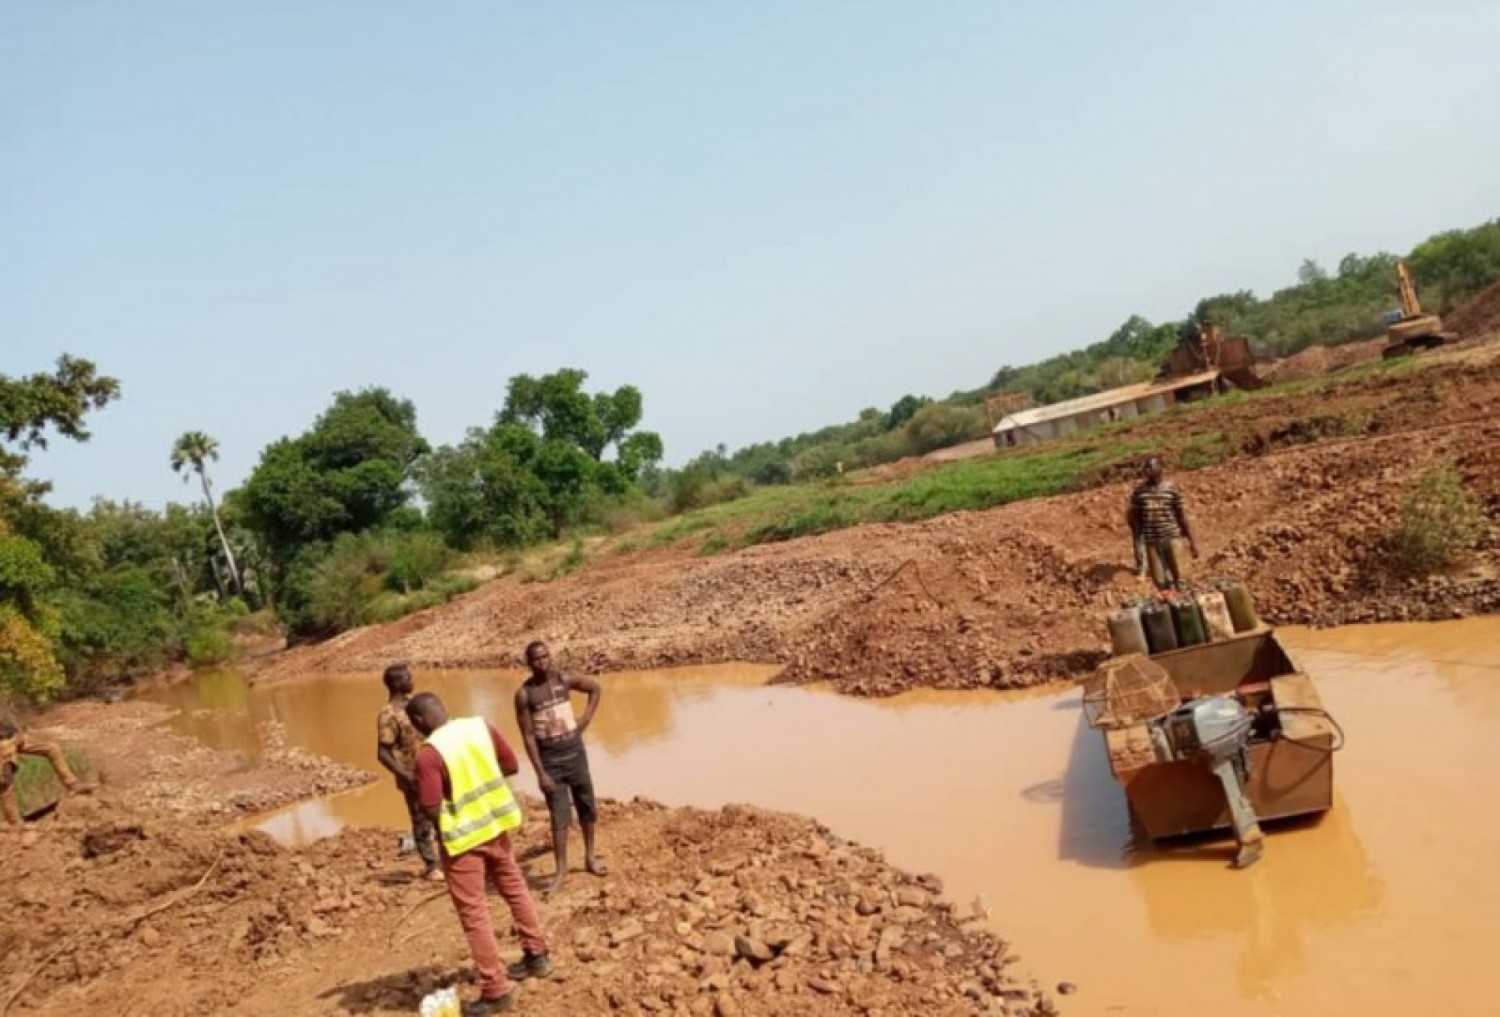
[1384,261,1456,359]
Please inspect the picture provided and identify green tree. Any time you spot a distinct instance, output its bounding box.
[0,356,120,481]
[421,370,665,549]
[1409,221,1500,308]
[170,431,242,596]
[237,388,429,629]
[1297,259,1329,286]
[1,357,120,702]
[499,369,663,475]
[886,395,930,431]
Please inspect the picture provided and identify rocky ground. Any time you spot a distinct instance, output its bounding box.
[253,342,1500,697]
[2,749,1064,1017]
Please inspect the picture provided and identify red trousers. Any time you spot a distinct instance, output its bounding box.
[442,833,548,999]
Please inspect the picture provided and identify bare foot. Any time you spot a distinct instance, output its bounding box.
[544,871,567,897]
[586,856,608,877]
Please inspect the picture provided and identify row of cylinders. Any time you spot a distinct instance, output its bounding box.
[1108,580,1261,657]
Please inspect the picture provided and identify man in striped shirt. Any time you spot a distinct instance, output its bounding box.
[1128,456,1198,589]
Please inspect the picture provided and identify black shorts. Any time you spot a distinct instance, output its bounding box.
[541,747,596,829]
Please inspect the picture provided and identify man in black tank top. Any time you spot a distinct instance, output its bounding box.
[515,640,604,897]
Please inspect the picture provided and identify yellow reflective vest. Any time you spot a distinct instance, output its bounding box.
[426,716,523,856]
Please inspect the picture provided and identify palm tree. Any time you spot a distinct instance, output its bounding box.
[170,431,242,596]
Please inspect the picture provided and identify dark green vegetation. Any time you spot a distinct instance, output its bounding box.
[665,220,1500,497]
[2,357,267,704]
[2,360,662,701]
[239,369,663,638]
[417,370,662,549]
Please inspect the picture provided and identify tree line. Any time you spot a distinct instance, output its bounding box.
[1,365,663,704]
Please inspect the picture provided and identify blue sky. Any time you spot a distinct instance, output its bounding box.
[6,1,1498,509]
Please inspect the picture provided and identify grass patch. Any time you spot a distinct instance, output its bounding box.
[361,574,483,624]
[516,538,597,584]
[698,533,732,557]
[1176,431,1234,470]
[732,440,1150,546]
[648,515,718,547]
[1389,462,1486,576]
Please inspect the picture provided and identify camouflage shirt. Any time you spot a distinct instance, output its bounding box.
[377,698,425,777]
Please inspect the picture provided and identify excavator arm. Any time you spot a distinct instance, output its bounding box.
[1397,261,1422,319]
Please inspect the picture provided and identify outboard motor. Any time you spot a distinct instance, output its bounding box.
[1147,695,1264,868]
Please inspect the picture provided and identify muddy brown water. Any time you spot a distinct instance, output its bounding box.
[147,619,1500,1016]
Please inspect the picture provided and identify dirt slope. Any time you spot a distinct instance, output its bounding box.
[1447,277,1500,340]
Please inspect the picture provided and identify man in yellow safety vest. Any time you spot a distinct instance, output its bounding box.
[408,693,551,1015]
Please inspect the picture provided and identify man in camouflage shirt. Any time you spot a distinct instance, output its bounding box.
[376,663,440,878]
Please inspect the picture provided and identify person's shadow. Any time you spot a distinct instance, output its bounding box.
[321,963,464,1014]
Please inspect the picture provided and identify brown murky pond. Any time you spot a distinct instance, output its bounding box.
[147,619,1500,1017]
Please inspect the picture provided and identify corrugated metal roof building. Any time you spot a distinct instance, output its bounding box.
[991,370,1222,448]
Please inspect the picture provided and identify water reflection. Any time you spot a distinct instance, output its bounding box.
[1053,710,1136,869]
[1126,801,1383,1001]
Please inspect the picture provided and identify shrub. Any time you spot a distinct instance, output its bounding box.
[184,624,236,668]
[669,470,752,514]
[305,537,386,631]
[227,608,282,639]
[589,489,667,534]
[386,531,453,594]
[1390,462,1486,575]
[903,403,987,455]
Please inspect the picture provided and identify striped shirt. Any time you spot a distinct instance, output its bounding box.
[1131,481,1185,542]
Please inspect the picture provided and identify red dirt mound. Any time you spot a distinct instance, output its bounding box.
[2,797,1065,1016]
[1447,278,1500,339]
